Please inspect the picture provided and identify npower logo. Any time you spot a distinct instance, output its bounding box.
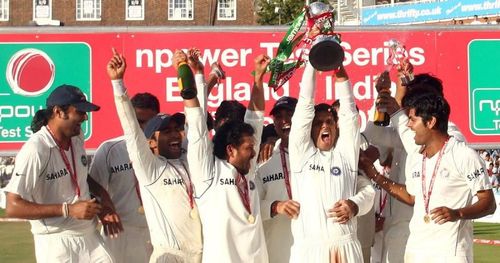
[6,48,55,96]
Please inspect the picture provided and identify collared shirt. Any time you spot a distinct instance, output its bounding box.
[112,80,202,256]
[4,126,95,234]
[185,106,268,263]
[405,137,491,258]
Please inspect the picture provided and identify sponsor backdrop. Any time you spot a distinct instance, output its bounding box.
[361,0,500,25]
[0,29,499,152]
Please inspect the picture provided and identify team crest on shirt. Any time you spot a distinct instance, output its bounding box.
[440,168,450,178]
[249,180,255,190]
[81,155,87,166]
[331,166,341,176]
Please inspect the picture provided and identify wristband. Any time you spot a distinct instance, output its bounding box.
[62,202,69,218]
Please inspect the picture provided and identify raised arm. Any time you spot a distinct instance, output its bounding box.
[289,62,316,172]
[181,49,215,194]
[107,49,161,185]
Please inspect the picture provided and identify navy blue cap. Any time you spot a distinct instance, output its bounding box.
[46,84,100,112]
[143,113,185,139]
[270,96,298,115]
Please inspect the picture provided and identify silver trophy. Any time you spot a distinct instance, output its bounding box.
[387,39,414,86]
[307,2,344,71]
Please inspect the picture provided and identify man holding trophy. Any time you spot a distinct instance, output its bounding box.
[287,2,375,263]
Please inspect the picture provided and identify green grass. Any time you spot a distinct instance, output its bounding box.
[0,208,499,262]
[0,222,35,263]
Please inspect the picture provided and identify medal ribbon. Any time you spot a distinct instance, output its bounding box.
[279,144,292,200]
[167,160,194,210]
[46,126,80,197]
[236,173,251,215]
[421,138,449,216]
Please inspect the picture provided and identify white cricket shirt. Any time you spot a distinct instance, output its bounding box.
[112,80,202,257]
[4,126,95,234]
[405,137,491,259]
[256,139,292,263]
[89,137,148,227]
[185,106,268,263]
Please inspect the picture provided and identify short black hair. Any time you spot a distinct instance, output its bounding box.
[406,73,443,96]
[214,100,246,130]
[131,92,160,113]
[213,120,254,160]
[315,103,338,122]
[403,92,450,133]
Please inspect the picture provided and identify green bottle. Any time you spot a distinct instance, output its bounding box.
[177,62,197,100]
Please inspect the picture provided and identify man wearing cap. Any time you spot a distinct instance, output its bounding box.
[89,92,160,263]
[107,50,203,262]
[4,84,115,262]
[255,96,300,263]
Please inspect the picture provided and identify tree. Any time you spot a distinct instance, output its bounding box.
[257,0,331,26]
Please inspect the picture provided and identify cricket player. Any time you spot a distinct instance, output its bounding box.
[182,52,270,263]
[362,71,467,262]
[4,84,115,263]
[256,96,299,263]
[107,50,202,262]
[89,92,160,263]
[288,61,374,262]
[360,90,496,262]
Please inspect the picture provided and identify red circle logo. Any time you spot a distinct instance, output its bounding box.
[6,48,55,96]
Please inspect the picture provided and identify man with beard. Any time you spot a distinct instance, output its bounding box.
[182,51,271,262]
[107,49,202,262]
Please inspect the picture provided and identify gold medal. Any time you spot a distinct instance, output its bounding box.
[247,214,255,224]
[190,207,198,219]
[137,205,145,214]
[424,214,430,223]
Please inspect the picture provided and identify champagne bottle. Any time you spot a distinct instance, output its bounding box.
[373,71,391,126]
[177,62,197,100]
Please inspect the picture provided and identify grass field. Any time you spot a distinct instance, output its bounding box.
[0,210,499,262]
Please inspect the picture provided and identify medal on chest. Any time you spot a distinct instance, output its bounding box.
[421,138,449,224]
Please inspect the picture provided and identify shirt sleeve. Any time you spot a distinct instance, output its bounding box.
[185,106,214,196]
[363,121,404,150]
[289,63,316,173]
[350,174,375,216]
[454,145,492,194]
[3,142,45,201]
[391,110,421,155]
[112,79,161,185]
[335,80,360,171]
[244,109,264,179]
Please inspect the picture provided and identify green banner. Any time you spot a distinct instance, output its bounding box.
[468,40,500,135]
[0,43,92,142]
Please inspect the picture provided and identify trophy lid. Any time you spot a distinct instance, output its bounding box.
[308,2,334,17]
[387,39,401,49]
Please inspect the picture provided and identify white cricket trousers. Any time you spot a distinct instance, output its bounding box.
[33,228,114,263]
[290,233,364,263]
[149,246,202,263]
[102,224,152,263]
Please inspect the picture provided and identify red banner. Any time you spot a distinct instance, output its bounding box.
[0,29,498,152]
